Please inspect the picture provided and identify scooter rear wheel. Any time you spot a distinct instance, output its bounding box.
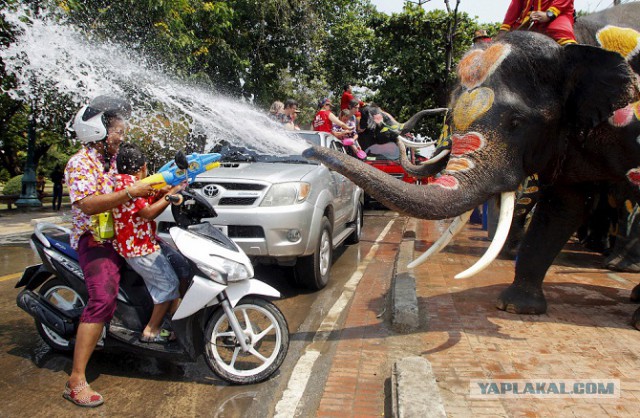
[35,278,86,353]
[204,297,289,384]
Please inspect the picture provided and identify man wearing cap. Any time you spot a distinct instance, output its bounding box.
[500,0,576,45]
[313,98,352,133]
[473,29,492,45]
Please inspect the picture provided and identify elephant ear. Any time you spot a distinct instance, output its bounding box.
[562,44,638,129]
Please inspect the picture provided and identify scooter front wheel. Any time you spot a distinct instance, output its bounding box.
[204,297,289,384]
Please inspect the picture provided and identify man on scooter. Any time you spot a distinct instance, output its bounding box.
[63,96,157,407]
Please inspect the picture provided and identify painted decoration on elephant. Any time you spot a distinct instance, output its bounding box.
[627,167,640,187]
[445,157,475,173]
[596,26,640,61]
[452,88,494,131]
[609,101,640,127]
[457,44,511,90]
[450,132,486,157]
[430,174,459,190]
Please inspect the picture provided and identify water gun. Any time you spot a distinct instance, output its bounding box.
[142,152,221,189]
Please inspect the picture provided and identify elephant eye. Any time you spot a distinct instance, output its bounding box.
[508,116,523,132]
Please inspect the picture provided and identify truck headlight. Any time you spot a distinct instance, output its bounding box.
[261,182,310,206]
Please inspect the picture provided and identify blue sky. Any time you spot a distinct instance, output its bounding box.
[369,0,621,23]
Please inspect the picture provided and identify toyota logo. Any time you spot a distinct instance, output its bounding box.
[202,184,220,198]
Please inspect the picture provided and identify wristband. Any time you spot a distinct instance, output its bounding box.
[125,187,134,200]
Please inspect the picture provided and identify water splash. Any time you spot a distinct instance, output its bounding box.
[0,7,307,155]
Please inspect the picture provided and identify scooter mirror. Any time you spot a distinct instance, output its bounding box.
[175,151,189,170]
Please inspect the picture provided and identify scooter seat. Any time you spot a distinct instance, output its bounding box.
[45,234,79,260]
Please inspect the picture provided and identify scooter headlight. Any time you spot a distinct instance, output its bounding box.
[197,257,251,283]
[195,263,226,284]
[210,256,251,282]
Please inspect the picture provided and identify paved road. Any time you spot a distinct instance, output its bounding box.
[0,210,398,416]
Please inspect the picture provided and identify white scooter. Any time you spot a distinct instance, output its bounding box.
[16,156,289,385]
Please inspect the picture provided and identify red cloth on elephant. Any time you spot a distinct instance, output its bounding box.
[501,0,576,45]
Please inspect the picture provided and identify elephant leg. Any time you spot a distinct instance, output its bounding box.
[604,186,640,273]
[579,187,615,255]
[633,307,640,330]
[497,185,590,314]
[631,284,640,303]
[502,175,540,259]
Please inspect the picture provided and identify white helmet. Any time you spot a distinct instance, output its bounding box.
[71,95,132,144]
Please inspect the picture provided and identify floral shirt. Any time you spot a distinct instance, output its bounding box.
[333,118,357,141]
[112,174,160,258]
[65,146,117,249]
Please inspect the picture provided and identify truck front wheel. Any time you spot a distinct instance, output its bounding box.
[295,216,332,290]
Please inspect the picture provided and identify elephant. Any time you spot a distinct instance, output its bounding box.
[303,3,640,329]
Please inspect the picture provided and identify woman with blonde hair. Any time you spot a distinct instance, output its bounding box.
[268,100,284,120]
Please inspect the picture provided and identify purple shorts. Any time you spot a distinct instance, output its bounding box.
[77,233,124,323]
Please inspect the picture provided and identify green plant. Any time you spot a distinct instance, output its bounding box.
[0,168,9,183]
[2,175,23,195]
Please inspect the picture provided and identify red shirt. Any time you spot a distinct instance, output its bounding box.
[313,110,333,132]
[502,0,574,30]
[112,174,160,258]
[341,91,365,111]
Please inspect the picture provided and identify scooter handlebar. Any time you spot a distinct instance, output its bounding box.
[165,194,184,205]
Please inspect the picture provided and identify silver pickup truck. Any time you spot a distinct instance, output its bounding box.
[157,130,364,290]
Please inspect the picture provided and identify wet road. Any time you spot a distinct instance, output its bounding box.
[0,210,399,417]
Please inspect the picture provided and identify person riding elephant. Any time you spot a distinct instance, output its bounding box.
[500,0,577,45]
[303,3,640,329]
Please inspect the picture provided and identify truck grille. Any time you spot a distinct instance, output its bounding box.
[219,197,258,206]
[191,181,266,191]
[228,225,264,238]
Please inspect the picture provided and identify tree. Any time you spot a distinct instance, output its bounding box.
[366,4,477,137]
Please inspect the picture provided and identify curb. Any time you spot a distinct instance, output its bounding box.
[390,218,447,417]
[391,217,419,332]
[0,216,71,241]
[30,216,71,226]
[392,356,446,418]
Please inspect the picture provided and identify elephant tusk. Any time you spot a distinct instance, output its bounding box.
[419,149,450,165]
[407,210,472,269]
[454,191,516,279]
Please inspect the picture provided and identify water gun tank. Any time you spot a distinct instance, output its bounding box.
[142,152,221,189]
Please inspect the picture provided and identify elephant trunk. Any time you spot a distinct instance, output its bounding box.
[399,108,449,135]
[303,145,487,220]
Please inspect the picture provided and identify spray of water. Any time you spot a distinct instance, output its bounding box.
[0,6,308,155]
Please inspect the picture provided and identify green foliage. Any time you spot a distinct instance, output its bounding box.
[0,168,10,183]
[366,5,479,137]
[2,174,23,195]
